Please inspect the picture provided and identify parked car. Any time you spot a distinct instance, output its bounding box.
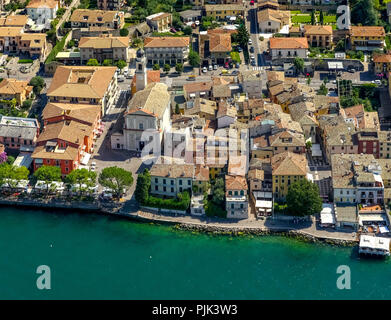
[187,75,196,81]
[208,64,213,71]
[213,64,218,70]
[117,75,125,82]
[251,60,256,66]
[250,46,254,53]
[224,62,229,69]
[248,39,252,45]
[231,70,239,75]
[373,80,381,85]
[195,20,200,26]
[237,46,243,52]
[348,68,356,73]
[202,66,207,73]
[235,63,240,68]
[250,0,255,4]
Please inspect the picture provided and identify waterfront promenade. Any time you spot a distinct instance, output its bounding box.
[115,206,358,244]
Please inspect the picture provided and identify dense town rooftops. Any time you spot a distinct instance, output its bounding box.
[127,83,170,118]
[32,144,79,160]
[257,8,289,23]
[194,165,209,181]
[184,98,217,117]
[271,151,307,176]
[269,37,309,49]
[144,37,190,48]
[47,66,117,99]
[248,168,265,181]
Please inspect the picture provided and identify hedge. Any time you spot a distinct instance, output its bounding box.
[143,191,191,211]
[45,32,70,64]
[18,59,33,64]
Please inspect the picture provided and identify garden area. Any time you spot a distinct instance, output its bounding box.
[338,80,381,112]
[291,11,337,29]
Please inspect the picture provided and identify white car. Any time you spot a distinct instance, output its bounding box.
[374,80,381,85]
[248,39,252,45]
[202,66,207,73]
[208,65,213,71]
[213,65,217,70]
[117,75,125,82]
[195,20,200,26]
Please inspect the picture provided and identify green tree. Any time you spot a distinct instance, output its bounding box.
[311,9,316,25]
[175,63,184,74]
[335,39,345,51]
[318,83,328,95]
[237,23,250,48]
[87,59,99,66]
[175,103,180,114]
[183,26,192,35]
[211,177,225,206]
[319,10,324,25]
[286,179,322,216]
[163,64,171,73]
[135,168,150,204]
[0,164,29,191]
[22,99,32,110]
[102,59,113,66]
[306,140,312,150]
[116,60,127,69]
[153,63,160,71]
[120,28,129,36]
[29,76,45,95]
[293,57,304,74]
[188,50,200,67]
[306,76,311,85]
[65,168,97,196]
[351,0,377,26]
[99,166,134,198]
[33,165,62,194]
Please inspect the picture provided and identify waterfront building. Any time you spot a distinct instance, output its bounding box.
[225,174,249,219]
[359,235,390,257]
[150,162,194,197]
[271,151,308,200]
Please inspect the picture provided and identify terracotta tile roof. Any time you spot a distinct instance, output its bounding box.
[131,70,160,88]
[127,83,170,118]
[185,98,216,117]
[303,25,333,35]
[183,81,213,94]
[373,53,391,63]
[349,26,385,37]
[0,15,28,27]
[0,78,32,95]
[217,102,236,118]
[144,36,190,48]
[32,144,79,161]
[20,33,46,48]
[42,102,101,125]
[37,121,92,146]
[272,151,307,176]
[269,37,308,49]
[194,165,209,181]
[79,35,129,48]
[340,104,364,119]
[70,9,121,24]
[150,162,194,178]
[0,26,23,37]
[225,174,248,190]
[209,33,231,52]
[26,0,57,8]
[248,168,264,180]
[47,66,116,99]
[258,8,289,23]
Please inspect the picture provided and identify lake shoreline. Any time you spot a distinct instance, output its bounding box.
[0,198,358,247]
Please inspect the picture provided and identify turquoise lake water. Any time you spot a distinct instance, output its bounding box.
[0,207,390,299]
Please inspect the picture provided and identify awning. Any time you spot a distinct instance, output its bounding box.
[328,61,343,70]
[255,200,272,209]
[189,93,196,98]
[80,153,91,165]
[320,212,335,225]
